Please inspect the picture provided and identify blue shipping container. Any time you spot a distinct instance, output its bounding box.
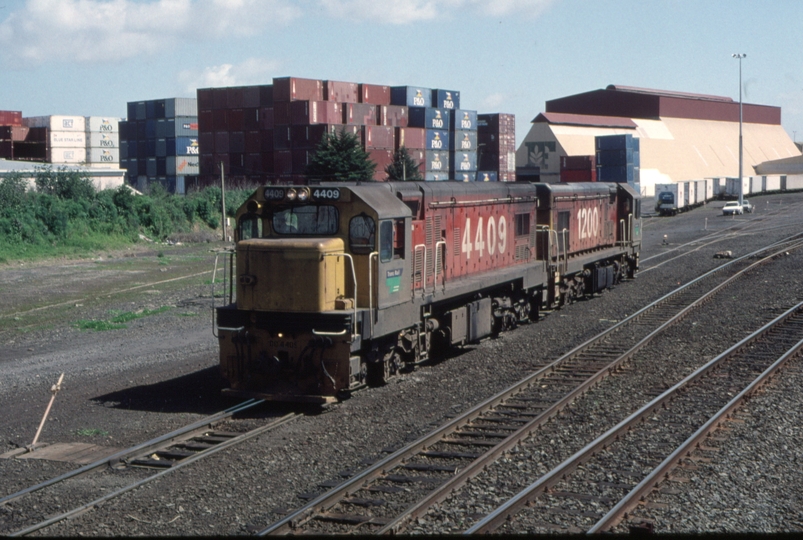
[450,150,478,172]
[408,107,451,130]
[156,138,166,158]
[450,130,478,152]
[167,137,201,156]
[424,172,449,181]
[595,134,638,151]
[391,86,432,108]
[476,171,498,182]
[424,151,449,173]
[425,129,449,151]
[450,109,478,131]
[455,172,477,182]
[432,89,460,110]
[596,148,637,167]
[597,164,639,183]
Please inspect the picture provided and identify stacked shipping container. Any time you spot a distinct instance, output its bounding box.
[560,155,597,182]
[196,76,514,185]
[24,116,87,165]
[120,98,198,194]
[595,134,640,192]
[85,117,121,168]
[477,113,516,182]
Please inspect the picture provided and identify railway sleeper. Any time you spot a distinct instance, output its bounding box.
[316,512,391,526]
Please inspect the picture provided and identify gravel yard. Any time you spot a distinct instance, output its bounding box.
[0,192,802,535]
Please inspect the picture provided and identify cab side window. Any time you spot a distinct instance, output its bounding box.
[379,220,393,262]
[349,214,375,254]
[238,213,262,240]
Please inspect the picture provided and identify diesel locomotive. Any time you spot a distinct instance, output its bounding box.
[215,181,641,403]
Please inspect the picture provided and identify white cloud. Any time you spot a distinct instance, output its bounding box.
[481,92,507,110]
[0,0,301,68]
[318,0,556,24]
[178,58,280,91]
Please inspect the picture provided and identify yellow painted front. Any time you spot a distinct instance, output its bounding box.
[236,238,345,312]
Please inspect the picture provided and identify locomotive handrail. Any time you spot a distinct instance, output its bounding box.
[368,251,379,338]
[323,252,358,339]
[560,229,569,274]
[434,240,447,292]
[413,243,427,297]
[211,249,236,338]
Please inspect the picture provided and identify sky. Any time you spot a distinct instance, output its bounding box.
[1,0,802,147]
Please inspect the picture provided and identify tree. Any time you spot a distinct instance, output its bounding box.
[305,130,376,182]
[385,146,423,181]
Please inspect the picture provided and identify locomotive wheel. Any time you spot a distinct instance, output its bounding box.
[366,360,391,386]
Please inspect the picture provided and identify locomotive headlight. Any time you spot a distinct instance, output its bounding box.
[297,188,310,202]
[286,188,297,201]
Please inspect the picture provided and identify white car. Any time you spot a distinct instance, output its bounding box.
[741,199,754,213]
[722,201,743,215]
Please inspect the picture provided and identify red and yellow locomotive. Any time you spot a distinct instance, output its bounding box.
[216,181,640,402]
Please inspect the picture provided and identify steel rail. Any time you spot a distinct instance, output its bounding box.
[257,234,803,536]
[0,399,262,507]
[9,412,298,537]
[465,299,803,534]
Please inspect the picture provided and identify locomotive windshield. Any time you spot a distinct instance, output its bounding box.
[272,205,339,235]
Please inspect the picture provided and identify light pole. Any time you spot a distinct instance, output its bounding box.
[732,53,746,207]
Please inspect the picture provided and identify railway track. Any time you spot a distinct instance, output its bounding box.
[470,298,803,534]
[0,400,298,537]
[254,234,803,535]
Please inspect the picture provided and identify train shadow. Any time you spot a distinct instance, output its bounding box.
[91,366,321,417]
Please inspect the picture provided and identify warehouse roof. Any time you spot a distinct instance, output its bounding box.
[754,153,803,175]
[531,112,636,128]
[604,85,734,103]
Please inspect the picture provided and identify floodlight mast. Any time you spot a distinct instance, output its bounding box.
[732,53,746,207]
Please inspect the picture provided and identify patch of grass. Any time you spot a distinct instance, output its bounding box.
[178,312,198,317]
[76,428,109,437]
[75,320,127,331]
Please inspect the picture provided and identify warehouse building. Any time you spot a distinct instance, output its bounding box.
[516,85,801,195]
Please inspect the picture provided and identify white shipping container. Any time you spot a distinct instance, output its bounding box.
[86,162,120,169]
[48,147,87,163]
[87,132,119,148]
[24,115,86,132]
[749,176,762,194]
[167,156,199,175]
[785,174,803,190]
[86,116,121,133]
[654,183,685,213]
[165,98,197,118]
[49,131,86,147]
[87,148,120,164]
[765,175,781,192]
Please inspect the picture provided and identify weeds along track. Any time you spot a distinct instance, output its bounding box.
[252,234,803,535]
[0,400,299,537]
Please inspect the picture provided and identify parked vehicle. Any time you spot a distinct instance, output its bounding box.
[722,201,743,215]
[741,199,754,213]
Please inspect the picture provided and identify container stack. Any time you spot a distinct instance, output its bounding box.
[195,76,512,184]
[120,98,198,193]
[560,155,597,182]
[0,110,28,160]
[85,117,121,168]
[595,134,640,191]
[477,113,516,182]
[24,116,87,165]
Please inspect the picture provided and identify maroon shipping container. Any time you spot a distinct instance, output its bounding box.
[363,125,394,150]
[407,149,426,171]
[197,89,214,111]
[259,85,274,107]
[344,103,377,125]
[560,155,596,171]
[273,77,324,102]
[242,86,261,108]
[0,126,29,141]
[332,124,361,138]
[198,110,214,132]
[325,81,359,103]
[368,149,394,181]
[395,127,426,150]
[359,84,391,105]
[200,153,215,175]
[243,108,260,130]
[274,125,292,150]
[214,153,230,172]
[261,130,274,153]
[227,87,244,109]
[244,131,262,153]
[199,132,215,153]
[213,109,228,131]
[291,101,343,125]
[378,105,408,127]
[229,131,245,153]
[213,88,228,109]
[261,151,275,171]
[260,108,275,130]
[227,109,245,131]
[292,149,314,172]
[291,124,334,149]
[244,153,262,172]
[0,111,23,126]
[215,132,230,153]
[560,169,597,182]
[273,102,292,126]
[0,140,13,158]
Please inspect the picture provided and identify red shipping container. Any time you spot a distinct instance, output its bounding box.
[261,129,274,153]
[344,103,377,125]
[332,124,361,138]
[291,149,314,172]
[261,151,275,171]
[273,125,292,150]
[0,126,29,141]
[199,132,215,153]
[227,109,245,131]
[291,101,343,125]
[259,85,274,106]
[561,155,596,170]
[212,88,228,109]
[0,111,22,126]
[213,153,230,172]
[260,108,275,130]
[363,125,394,149]
[200,153,216,175]
[273,102,292,125]
[324,80,359,103]
[378,105,408,127]
[368,149,394,181]
[0,140,13,158]
[227,87,244,109]
[560,169,597,182]
[245,131,262,153]
[242,86,261,108]
[359,84,391,105]
[212,109,228,131]
[273,77,323,102]
[215,132,230,153]
[197,89,214,111]
[244,152,262,172]
[406,149,426,171]
[395,127,426,149]
[291,124,334,149]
